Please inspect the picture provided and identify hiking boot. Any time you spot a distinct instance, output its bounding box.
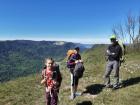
[69,93,75,100]
[105,84,113,88]
[112,84,120,90]
[75,92,82,96]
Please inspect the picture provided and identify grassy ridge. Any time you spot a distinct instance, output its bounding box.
[0,46,140,105]
[0,40,79,82]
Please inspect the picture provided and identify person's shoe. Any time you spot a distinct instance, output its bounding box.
[112,84,120,90]
[105,84,113,88]
[69,93,75,100]
[75,92,82,96]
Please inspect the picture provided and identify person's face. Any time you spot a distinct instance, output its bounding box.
[74,50,77,54]
[45,60,53,69]
[110,39,116,45]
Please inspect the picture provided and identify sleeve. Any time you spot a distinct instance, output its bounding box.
[106,45,112,56]
[67,61,75,66]
[80,55,81,59]
[78,54,81,60]
[69,54,77,61]
[67,54,76,65]
[41,69,46,79]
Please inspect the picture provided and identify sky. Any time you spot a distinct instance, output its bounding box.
[0,0,140,44]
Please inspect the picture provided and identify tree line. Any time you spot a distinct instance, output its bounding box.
[112,11,140,52]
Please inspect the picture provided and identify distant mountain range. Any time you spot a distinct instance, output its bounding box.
[0,40,93,82]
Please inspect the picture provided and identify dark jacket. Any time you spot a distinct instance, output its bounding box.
[75,53,81,60]
[67,53,81,69]
[107,43,122,61]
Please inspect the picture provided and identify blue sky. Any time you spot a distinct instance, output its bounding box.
[0,0,140,44]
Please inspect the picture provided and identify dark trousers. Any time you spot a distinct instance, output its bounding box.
[70,68,79,86]
[45,90,58,105]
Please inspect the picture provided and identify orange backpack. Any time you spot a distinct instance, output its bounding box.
[67,49,75,58]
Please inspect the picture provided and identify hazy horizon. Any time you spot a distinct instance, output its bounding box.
[0,37,110,44]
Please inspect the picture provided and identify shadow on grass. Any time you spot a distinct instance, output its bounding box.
[121,76,140,87]
[82,84,104,95]
[112,77,140,90]
[76,101,92,105]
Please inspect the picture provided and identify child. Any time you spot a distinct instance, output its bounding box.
[41,58,62,105]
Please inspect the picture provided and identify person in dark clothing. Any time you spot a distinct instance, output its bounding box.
[104,35,122,89]
[72,47,83,97]
[67,47,83,99]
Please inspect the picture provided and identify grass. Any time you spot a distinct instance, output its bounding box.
[0,46,140,105]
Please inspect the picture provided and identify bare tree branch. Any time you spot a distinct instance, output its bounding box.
[125,12,137,44]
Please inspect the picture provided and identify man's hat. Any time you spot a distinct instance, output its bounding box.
[110,34,117,40]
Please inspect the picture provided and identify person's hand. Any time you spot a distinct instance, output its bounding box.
[41,78,46,84]
[75,60,79,63]
[46,87,52,92]
[79,60,83,63]
[107,50,110,54]
[112,53,115,55]
[53,80,58,85]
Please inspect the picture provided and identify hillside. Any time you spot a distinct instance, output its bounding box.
[0,45,140,105]
[0,40,91,82]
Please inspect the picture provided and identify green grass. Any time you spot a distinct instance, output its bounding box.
[0,46,140,105]
[0,74,44,105]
